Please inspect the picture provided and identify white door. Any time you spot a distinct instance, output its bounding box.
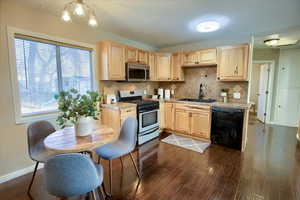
[275,49,300,127]
[257,64,269,122]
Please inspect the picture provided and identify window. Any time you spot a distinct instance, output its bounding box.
[13,36,94,118]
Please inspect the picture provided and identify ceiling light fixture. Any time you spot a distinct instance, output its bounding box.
[196,21,220,32]
[62,0,98,27]
[264,38,280,46]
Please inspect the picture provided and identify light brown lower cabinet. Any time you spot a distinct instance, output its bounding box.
[164,102,174,130]
[165,103,211,141]
[101,106,137,135]
[174,108,190,134]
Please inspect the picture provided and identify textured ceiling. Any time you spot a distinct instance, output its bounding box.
[10,0,300,48]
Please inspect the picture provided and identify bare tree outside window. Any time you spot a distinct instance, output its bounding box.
[14,38,93,116]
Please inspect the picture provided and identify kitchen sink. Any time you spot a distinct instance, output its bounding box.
[178,98,216,103]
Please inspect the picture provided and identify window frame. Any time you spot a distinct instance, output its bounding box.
[7,27,97,124]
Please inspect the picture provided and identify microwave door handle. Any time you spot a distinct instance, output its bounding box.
[144,68,147,81]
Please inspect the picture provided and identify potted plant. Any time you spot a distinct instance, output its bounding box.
[55,89,102,136]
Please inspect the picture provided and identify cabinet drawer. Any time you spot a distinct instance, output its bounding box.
[120,107,136,118]
[175,103,210,111]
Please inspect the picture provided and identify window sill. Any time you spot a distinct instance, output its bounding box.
[16,112,59,125]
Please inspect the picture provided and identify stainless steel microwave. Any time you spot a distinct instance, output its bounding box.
[126,63,150,81]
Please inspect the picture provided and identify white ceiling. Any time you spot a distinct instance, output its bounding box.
[13,0,300,48]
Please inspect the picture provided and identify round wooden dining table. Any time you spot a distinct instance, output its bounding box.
[44,125,117,153]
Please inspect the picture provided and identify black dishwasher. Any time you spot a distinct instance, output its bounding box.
[211,107,244,150]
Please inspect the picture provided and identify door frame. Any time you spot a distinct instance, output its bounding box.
[251,60,275,124]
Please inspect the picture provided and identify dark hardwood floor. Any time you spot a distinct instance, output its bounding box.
[0,119,299,200]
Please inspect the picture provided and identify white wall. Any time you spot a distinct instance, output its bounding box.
[0,0,156,179]
[274,48,300,126]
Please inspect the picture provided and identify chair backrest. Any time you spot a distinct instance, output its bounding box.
[119,117,138,151]
[44,153,101,198]
[27,120,55,160]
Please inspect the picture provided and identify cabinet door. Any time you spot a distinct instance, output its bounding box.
[138,50,148,64]
[190,110,211,139]
[164,103,174,130]
[126,47,138,63]
[149,53,156,81]
[218,44,249,81]
[156,54,171,81]
[184,51,198,65]
[109,43,125,80]
[174,109,190,134]
[199,49,217,64]
[171,53,184,81]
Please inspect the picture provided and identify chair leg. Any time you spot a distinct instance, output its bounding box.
[109,160,113,195]
[98,184,106,200]
[129,153,141,179]
[27,161,39,195]
[91,190,97,200]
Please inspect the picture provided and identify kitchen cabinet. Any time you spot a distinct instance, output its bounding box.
[190,109,211,139]
[170,103,211,141]
[217,43,249,81]
[156,53,172,81]
[138,50,148,64]
[164,102,174,130]
[174,107,190,134]
[101,105,137,135]
[148,52,157,81]
[183,49,217,67]
[171,53,184,81]
[98,41,126,80]
[125,46,138,63]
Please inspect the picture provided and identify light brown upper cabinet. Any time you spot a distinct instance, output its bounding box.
[156,53,172,81]
[183,48,217,67]
[171,53,184,81]
[148,52,157,81]
[125,46,138,63]
[98,41,126,80]
[217,43,250,81]
[138,50,148,64]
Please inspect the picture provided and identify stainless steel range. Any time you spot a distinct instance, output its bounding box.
[118,90,160,145]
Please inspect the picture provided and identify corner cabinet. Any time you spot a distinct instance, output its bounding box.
[156,53,172,81]
[98,41,126,80]
[217,44,250,81]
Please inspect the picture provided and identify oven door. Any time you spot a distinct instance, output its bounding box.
[139,109,160,133]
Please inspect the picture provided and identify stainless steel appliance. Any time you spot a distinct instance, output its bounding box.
[118,90,160,145]
[126,63,150,81]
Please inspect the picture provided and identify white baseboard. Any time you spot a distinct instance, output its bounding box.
[0,163,44,184]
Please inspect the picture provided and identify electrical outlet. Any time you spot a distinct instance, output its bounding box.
[233,92,241,99]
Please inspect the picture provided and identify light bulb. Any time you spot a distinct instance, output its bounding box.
[74,2,85,16]
[62,10,71,22]
[88,15,98,27]
[196,21,220,32]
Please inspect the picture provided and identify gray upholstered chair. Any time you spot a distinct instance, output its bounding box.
[27,120,60,195]
[95,117,141,195]
[44,153,106,199]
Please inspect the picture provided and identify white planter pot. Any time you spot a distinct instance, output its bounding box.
[74,117,95,137]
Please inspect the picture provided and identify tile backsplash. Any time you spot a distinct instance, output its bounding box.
[99,81,159,95]
[159,67,248,103]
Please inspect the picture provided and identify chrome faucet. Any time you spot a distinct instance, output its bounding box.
[198,83,205,99]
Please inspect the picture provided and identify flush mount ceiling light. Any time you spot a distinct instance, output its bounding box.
[196,21,220,32]
[62,0,98,27]
[264,38,280,46]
